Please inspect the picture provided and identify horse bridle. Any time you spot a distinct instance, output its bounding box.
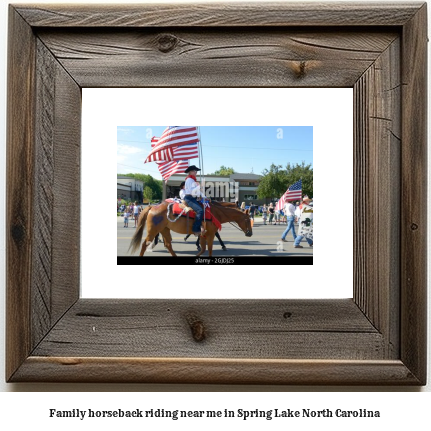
[229,214,252,236]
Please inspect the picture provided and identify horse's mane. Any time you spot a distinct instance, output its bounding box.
[211,200,238,210]
[210,200,245,216]
[211,201,236,206]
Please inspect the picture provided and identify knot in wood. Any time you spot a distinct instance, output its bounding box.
[293,61,307,79]
[411,223,419,231]
[157,34,178,53]
[283,312,292,319]
[11,222,26,245]
[186,314,206,342]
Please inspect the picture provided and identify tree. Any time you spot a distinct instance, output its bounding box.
[119,173,163,200]
[284,162,313,199]
[256,164,287,200]
[256,162,313,200]
[143,186,153,201]
[212,166,235,176]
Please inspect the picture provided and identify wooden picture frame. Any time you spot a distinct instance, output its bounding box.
[6,2,427,384]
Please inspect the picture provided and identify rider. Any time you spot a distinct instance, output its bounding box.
[183,165,207,236]
[179,181,186,200]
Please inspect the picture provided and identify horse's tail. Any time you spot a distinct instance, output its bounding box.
[128,206,151,254]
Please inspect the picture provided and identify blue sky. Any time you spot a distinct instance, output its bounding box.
[117,126,313,179]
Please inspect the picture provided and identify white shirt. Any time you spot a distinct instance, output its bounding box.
[179,189,186,200]
[133,205,139,214]
[284,202,295,217]
[184,177,206,198]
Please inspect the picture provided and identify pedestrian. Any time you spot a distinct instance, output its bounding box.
[281,199,297,242]
[249,202,256,220]
[268,202,275,224]
[274,209,280,225]
[133,202,139,227]
[294,196,313,248]
[262,204,268,225]
[123,209,130,228]
[240,202,246,212]
[294,201,301,223]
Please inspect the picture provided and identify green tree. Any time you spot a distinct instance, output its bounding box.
[212,166,235,176]
[256,162,313,201]
[143,186,153,201]
[284,162,313,199]
[119,173,163,200]
[256,164,287,200]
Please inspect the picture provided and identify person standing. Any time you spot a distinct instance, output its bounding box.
[268,202,275,224]
[262,204,268,225]
[249,202,256,220]
[281,200,297,242]
[133,202,140,227]
[123,209,130,228]
[274,209,280,225]
[294,197,313,248]
[294,201,301,224]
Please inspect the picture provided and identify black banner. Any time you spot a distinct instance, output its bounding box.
[117,256,313,266]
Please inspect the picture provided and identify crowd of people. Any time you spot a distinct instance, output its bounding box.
[238,197,313,249]
[119,202,142,228]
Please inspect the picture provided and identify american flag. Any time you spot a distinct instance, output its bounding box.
[149,127,199,181]
[145,126,199,163]
[275,179,303,211]
[171,143,199,161]
[157,160,189,182]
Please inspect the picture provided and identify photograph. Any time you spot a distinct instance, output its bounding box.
[117,126,313,265]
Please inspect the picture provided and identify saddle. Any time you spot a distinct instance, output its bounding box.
[170,202,222,232]
[178,202,193,213]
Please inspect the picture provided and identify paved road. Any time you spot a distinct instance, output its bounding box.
[117,216,313,257]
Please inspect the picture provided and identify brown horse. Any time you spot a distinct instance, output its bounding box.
[129,201,252,257]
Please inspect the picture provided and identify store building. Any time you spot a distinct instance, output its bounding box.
[117,176,144,202]
[164,173,269,206]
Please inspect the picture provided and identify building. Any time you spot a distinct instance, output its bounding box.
[230,173,266,205]
[117,176,144,202]
[165,172,270,206]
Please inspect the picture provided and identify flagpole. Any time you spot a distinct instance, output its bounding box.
[197,126,204,190]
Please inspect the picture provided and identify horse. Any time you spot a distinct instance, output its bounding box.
[128,200,253,257]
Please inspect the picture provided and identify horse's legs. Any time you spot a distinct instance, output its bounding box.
[161,228,177,257]
[196,235,207,257]
[207,233,215,257]
[139,227,160,256]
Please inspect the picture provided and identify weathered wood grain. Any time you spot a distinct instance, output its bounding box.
[353,38,401,359]
[12,357,421,385]
[31,39,81,351]
[50,56,81,325]
[37,29,398,88]
[6,8,36,382]
[32,299,384,360]
[400,3,428,385]
[15,2,423,27]
[31,40,56,348]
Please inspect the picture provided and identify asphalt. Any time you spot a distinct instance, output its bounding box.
[117,216,313,257]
